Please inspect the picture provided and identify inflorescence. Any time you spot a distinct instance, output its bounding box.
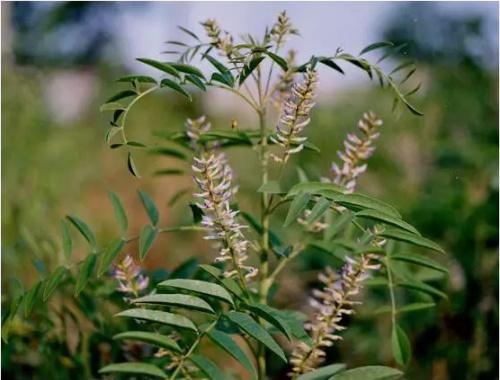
[113,254,149,302]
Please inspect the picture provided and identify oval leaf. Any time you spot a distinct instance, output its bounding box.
[116,308,198,332]
[158,279,234,305]
[226,311,287,362]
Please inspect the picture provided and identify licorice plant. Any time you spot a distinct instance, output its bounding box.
[6,11,448,380]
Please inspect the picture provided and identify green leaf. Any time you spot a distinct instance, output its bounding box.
[391,253,448,274]
[296,363,346,380]
[74,253,97,296]
[330,366,403,380]
[318,58,345,74]
[211,72,235,87]
[247,303,293,340]
[178,25,201,41]
[397,302,435,314]
[276,310,312,346]
[66,215,96,247]
[239,56,265,85]
[390,60,415,75]
[104,90,136,104]
[359,41,394,55]
[355,209,420,236]
[139,225,158,261]
[258,181,284,194]
[199,130,252,145]
[189,203,204,224]
[114,331,181,352]
[189,354,225,380]
[24,282,42,318]
[160,78,192,101]
[97,239,125,277]
[43,266,67,301]
[137,58,180,78]
[100,102,125,112]
[127,141,146,148]
[168,62,205,78]
[185,74,207,91]
[325,211,354,240]
[116,308,198,332]
[204,54,231,74]
[265,52,288,71]
[108,191,128,236]
[127,152,140,177]
[149,146,188,160]
[392,324,411,366]
[117,75,157,84]
[226,311,287,362]
[154,168,185,176]
[99,363,167,379]
[159,279,234,305]
[284,192,311,227]
[61,220,72,260]
[138,190,159,226]
[287,181,344,197]
[207,329,257,375]
[330,193,401,219]
[105,126,121,143]
[380,229,444,253]
[199,264,243,298]
[306,197,333,225]
[397,280,447,300]
[134,294,215,314]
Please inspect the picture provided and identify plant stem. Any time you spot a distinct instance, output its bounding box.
[386,256,397,327]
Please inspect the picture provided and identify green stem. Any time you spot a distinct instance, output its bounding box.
[386,256,397,327]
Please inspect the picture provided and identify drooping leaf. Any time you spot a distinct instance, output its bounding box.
[139,225,158,261]
[207,329,257,375]
[178,25,201,41]
[66,215,96,247]
[114,331,181,352]
[380,229,444,253]
[359,41,394,55]
[60,220,72,260]
[226,311,287,362]
[104,90,136,104]
[43,266,67,301]
[185,74,207,91]
[257,181,284,194]
[265,51,288,71]
[189,354,225,380]
[284,192,311,227]
[355,209,420,236]
[24,282,42,318]
[160,78,192,101]
[168,62,205,78]
[159,279,234,305]
[247,303,293,340]
[138,190,159,226]
[330,366,403,380]
[318,57,345,74]
[99,363,167,379]
[127,152,140,177]
[391,253,448,274]
[74,253,97,296]
[117,75,157,84]
[108,191,128,236]
[137,58,181,78]
[204,54,231,74]
[306,197,333,225]
[397,280,447,300]
[211,72,235,87]
[116,308,198,332]
[97,239,125,277]
[134,294,215,314]
[296,363,346,380]
[391,324,411,366]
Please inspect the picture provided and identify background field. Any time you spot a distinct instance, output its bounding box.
[2,2,498,379]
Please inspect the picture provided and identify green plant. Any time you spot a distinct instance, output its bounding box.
[3,11,447,380]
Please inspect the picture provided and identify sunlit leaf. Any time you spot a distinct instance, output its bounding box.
[137,58,181,78]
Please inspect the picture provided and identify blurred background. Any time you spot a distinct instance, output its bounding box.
[2,2,498,379]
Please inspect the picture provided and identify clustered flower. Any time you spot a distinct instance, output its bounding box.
[192,152,257,281]
[290,253,381,376]
[271,67,318,163]
[201,19,235,58]
[186,115,212,151]
[331,111,382,193]
[270,11,298,47]
[113,254,149,302]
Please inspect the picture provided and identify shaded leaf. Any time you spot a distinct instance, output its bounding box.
[185,74,207,91]
[380,229,444,253]
[284,192,311,227]
[66,215,96,247]
[97,239,125,277]
[61,220,72,260]
[43,266,67,301]
[74,253,97,296]
[306,197,332,225]
[355,209,420,236]
[104,90,136,104]
[169,62,205,78]
[117,75,157,84]
[189,203,204,224]
[287,181,344,197]
[392,324,411,366]
[199,264,244,298]
[258,181,284,194]
[239,56,265,85]
[359,41,394,55]
[266,52,288,71]
[138,190,159,226]
[330,366,403,380]
[149,146,188,160]
[296,363,346,380]
[108,191,128,236]
[127,152,140,177]
[391,253,448,274]
[208,329,256,374]
[189,354,225,380]
[99,363,166,379]
[319,57,344,74]
[161,78,192,101]
[114,331,181,352]
[247,303,292,340]
[397,280,447,300]
[24,282,42,318]
[330,193,401,219]
[139,225,158,261]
